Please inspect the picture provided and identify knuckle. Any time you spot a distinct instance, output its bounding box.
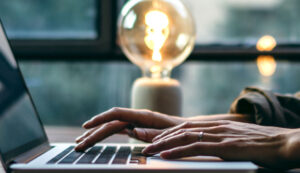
[216,120,230,125]
[214,134,226,142]
[159,139,168,147]
[178,129,186,134]
[164,129,171,134]
[217,124,230,131]
[141,109,151,113]
[183,121,191,127]
[111,107,121,113]
[181,132,191,140]
[104,121,115,128]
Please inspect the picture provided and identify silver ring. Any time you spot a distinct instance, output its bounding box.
[198,131,204,141]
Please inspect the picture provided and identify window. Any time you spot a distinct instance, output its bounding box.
[0,0,113,58]
[1,0,97,39]
[184,0,300,45]
[0,0,299,126]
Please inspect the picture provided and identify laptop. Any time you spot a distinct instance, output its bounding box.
[0,20,257,173]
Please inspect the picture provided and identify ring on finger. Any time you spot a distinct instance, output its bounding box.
[198,131,204,141]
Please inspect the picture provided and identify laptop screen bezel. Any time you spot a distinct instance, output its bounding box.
[0,19,49,170]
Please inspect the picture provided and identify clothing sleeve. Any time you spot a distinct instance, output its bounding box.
[230,87,300,128]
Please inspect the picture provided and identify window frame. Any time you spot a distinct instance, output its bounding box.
[9,0,116,59]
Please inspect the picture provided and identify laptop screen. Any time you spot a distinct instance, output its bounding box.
[0,22,48,166]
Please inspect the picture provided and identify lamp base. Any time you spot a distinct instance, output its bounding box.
[131,77,182,116]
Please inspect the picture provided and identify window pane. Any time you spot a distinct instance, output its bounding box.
[183,0,300,44]
[19,61,300,126]
[0,0,97,39]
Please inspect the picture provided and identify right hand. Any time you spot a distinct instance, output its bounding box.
[75,107,185,151]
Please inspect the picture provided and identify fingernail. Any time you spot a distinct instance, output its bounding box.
[82,121,90,128]
[75,137,82,143]
[76,141,86,150]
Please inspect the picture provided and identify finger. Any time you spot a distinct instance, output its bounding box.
[76,126,130,144]
[153,121,225,142]
[154,126,226,143]
[132,128,163,142]
[118,129,129,135]
[143,132,221,155]
[160,142,220,159]
[75,125,102,143]
[75,121,129,151]
[82,108,153,129]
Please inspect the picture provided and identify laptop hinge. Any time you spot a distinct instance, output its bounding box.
[13,142,51,164]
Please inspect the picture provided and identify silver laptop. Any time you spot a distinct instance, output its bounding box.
[0,20,257,173]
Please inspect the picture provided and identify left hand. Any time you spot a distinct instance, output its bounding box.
[142,120,300,169]
[75,107,185,151]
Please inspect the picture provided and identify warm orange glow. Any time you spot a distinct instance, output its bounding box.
[144,10,170,62]
[150,65,161,74]
[257,55,277,77]
[256,35,277,52]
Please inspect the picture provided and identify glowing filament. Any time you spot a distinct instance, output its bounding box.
[257,55,277,77]
[144,10,170,62]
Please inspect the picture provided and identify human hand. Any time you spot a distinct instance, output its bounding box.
[143,120,299,169]
[75,107,184,151]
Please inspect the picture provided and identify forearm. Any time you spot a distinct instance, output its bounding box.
[186,114,254,123]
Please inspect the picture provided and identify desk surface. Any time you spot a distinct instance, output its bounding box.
[1,126,299,173]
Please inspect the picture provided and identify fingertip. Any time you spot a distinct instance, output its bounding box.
[82,122,91,129]
[75,140,88,151]
[74,144,84,152]
[160,150,172,159]
[141,148,148,155]
[75,137,81,143]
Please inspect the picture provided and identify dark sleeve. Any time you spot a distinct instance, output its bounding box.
[229,87,300,128]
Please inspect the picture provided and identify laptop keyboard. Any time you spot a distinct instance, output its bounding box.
[112,146,131,164]
[47,146,74,164]
[77,146,103,164]
[47,146,147,165]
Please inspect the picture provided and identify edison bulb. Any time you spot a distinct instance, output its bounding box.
[118,0,196,79]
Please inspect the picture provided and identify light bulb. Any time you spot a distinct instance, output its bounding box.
[256,35,277,77]
[256,35,277,52]
[118,0,196,79]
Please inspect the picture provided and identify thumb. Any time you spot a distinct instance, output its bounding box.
[132,128,163,143]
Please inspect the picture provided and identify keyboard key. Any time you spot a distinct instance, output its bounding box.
[59,150,84,164]
[130,147,147,164]
[47,146,74,164]
[94,146,116,164]
[132,147,145,152]
[77,146,102,164]
[112,146,131,164]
